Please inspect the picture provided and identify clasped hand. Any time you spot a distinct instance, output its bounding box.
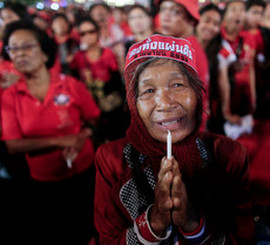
[150,157,200,236]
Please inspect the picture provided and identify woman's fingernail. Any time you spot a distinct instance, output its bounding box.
[164,159,169,166]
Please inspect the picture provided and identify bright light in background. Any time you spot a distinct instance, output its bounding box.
[0,2,4,9]
[51,2,60,10]
[36,2,45,10]
[59,0,68,7]
[105,0,135,7]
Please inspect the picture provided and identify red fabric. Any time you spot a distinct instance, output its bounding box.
[94,134,254,244]
[220,27,255,86]
[186,36,210,130]
[155,0,200,21]
[70,48,118,83]
[1,71,100,181]
[135,210,160,242]
[125,34,198,77]
[0,60,21,80]
[220,27,255,115]
[120,22,132,37]
[247,29,265,55]
[242,120,270,206]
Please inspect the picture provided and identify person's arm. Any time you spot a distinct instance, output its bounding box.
[249,51,256,112]
[5,134,82,154]
[213,138,255,245]
[94,145,132,245]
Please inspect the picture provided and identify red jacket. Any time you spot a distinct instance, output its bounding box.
[94,133,254,244]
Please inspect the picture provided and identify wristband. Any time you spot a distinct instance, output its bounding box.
[134,205,172,245]
[178,217,210,244]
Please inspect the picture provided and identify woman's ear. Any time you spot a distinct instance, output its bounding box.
[43,53,49,63]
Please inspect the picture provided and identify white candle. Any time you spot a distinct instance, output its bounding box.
[66,158,73,169]
[167,130,172,160]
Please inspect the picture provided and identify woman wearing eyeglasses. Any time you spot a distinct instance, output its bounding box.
[0,2,31,90]
[70,18,129,143]
[1,20,100,244]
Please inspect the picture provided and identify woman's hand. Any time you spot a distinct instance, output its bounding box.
[171,159,200,232]
[150,157,174,236]
[224,114,242,125]
[57,128,92,151]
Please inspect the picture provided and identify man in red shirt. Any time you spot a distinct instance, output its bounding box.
[156,0,210,130]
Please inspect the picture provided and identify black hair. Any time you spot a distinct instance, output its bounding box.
[89,2,111,14]
[1,1,32,22]
[127,4,152,17]
[52,13,72,34]
[246,0,266,11]
[76,17,100,34]
[199,3,222,18]
[224,0,246,15]
[2,20,57,69]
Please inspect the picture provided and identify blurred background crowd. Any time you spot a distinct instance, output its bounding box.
[0,0,269,244]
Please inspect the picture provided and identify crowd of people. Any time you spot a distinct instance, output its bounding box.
[0,0,269,244]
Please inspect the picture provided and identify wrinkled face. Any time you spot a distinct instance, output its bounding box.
[136,60,197,143]
[52,17,70,35]
[246,5,264,28]
[159,0,191,37]
[196,10,221,42]
[128,8,152,35]
[1,8,20,27]
[78,21,98,48]
[224,1,246,30]
[7,29,48,75]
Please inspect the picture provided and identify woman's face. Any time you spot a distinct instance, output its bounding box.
[245,5,264,29]
[52,17,70,36]
[7,29,48,74]
[1,8,20,27]
[136,60,197,143]
[78,22,98,48]
[128,8,152,35]
[159,1,192,37]
[196,10,221,42]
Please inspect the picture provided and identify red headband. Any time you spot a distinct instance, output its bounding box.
[124,34,197,85]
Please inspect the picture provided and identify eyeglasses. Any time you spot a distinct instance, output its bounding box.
[79,29,97,37]
[5,43,39,55]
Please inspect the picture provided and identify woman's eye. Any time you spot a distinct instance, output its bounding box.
[173,83,183,88]
[138,88,154,98]
[145,88,154,94]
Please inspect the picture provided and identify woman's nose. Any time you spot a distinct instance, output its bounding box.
[155,89,176,110]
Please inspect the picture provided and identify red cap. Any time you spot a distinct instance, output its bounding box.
[124,34,197,85]
[155,0,200,22]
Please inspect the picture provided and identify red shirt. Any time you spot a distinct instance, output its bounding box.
[220,26,255,85]
[1,72,100,181]
[70,48,118,83]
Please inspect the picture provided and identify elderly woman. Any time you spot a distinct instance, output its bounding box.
[94,35,255,244]
[1,21,100,244]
